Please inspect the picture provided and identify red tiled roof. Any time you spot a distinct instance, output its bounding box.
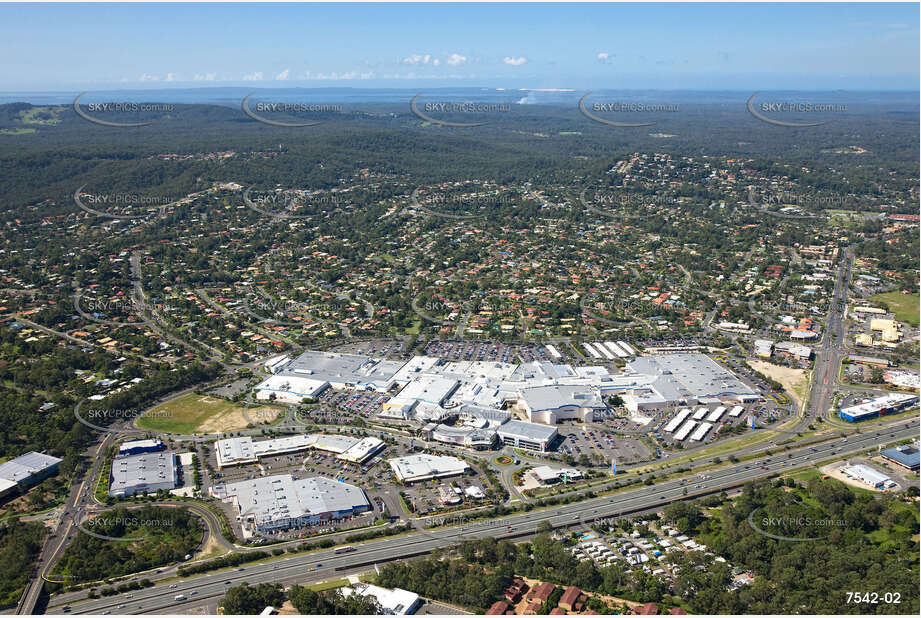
[528,581,556,602]
[559,586,582,608]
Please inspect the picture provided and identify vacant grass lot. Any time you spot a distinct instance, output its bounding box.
[138,393,282,434]
[870,291,920,326]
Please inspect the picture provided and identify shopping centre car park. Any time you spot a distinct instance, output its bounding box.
[553,423,652,464]
[421,340,556,363]
[205,432,496,541]
[315,388,390,419]
[196,343,793,541]
[335,339,409,359]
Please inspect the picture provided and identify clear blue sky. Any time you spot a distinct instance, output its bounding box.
[1,2,917,91]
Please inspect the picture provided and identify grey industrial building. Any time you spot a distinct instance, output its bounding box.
[218,474,371,533]
[880,443,920,471]
[495,420,559,452]
[0,451,62,500]
[118,438,165,457]
[108,451,179,498]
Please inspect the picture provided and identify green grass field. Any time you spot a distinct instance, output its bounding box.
[869,291,920,326]
[19,106,63,125]
[0,128,36,135]
[137,393,281,434]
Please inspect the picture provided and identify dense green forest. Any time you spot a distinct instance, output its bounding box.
[218,582,381,615]
[377,478,919,614]
[219,582,286,614]
[0,320,221,461]
[1,100,918,218]
[0,519,47,608]
[51,505,203,584]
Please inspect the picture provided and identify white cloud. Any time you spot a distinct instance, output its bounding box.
[403,53,435,66]
[597,52,609,61]
[446,53,467,66]
[194,72,216,81]
[276,68,290,80]
[503,56,528,66]
[243,72,263,81]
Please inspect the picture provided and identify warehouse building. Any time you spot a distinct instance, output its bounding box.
[0,451,63,500]
[880,443,920,471]
[341,583,420,615]
[753,339,774,358]
[118,438,165,457]
[217,474,371,534]
[109,451,178,498]
[775,341,813,360]
[840,464,897,490]
[847,355,892,369]
[838,393,918,423]
[389,454,470,484]
[263,354,291,373]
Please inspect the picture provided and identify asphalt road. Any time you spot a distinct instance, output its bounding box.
[806,246,854,424]
[54,419,918,615]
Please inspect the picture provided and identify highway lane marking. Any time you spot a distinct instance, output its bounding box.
[64,425,918,613]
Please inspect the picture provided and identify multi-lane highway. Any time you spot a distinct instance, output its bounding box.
[53,419,918,615]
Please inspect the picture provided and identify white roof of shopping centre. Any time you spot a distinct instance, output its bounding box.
[518,384,606,412]
[274,350,405,390]
[216,434,384,467]
[626,354,759,401]
[389,454,469,482]
[259,350,759,425]
[223,474,369,525]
